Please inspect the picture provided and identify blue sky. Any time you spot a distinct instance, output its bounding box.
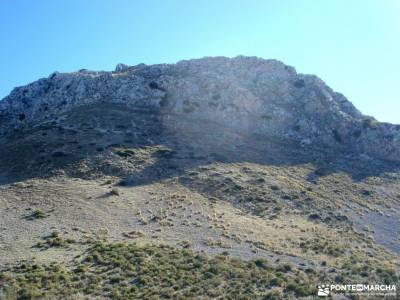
[1,0,399,123]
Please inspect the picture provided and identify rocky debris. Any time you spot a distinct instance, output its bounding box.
[110,188,120,196]
[115,63,129,72]
[0,56,399,162]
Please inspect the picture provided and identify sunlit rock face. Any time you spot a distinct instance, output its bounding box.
[1,56,399,161]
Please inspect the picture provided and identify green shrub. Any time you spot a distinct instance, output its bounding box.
[25,209,46,220]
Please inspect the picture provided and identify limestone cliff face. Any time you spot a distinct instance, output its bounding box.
[1,56,399,161]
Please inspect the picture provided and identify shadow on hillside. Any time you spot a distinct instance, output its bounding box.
[111,121,400,188]
[115,142,400,189]
[0,102,399,187]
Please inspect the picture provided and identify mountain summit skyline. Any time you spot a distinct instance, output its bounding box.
[2,1,400,124]
[1,56,400,162]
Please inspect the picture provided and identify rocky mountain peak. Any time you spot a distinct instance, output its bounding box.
[1,56,399,162]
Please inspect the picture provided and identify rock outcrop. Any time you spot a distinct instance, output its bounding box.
[1,56,399,161]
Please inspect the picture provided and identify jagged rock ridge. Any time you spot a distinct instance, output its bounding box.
[1,56,399,161]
